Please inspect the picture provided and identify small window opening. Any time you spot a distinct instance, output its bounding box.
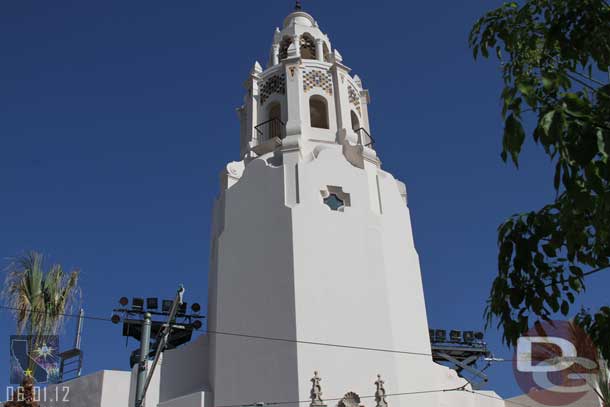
[279,37,292,60]
[320,186,351,212]
[300,35,316,59]
[351,111,360,132]
[309,96,329,129]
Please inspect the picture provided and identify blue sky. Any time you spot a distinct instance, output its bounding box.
[1,0,608,400]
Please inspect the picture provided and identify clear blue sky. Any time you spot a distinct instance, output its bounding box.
[1,0,608,400]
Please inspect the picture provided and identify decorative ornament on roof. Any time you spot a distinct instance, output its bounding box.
[375,374,388,407]
[338,392,362,407]
[310,371,326,407]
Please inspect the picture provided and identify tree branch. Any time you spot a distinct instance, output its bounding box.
[544,265,609,287]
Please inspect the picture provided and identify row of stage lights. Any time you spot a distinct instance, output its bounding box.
[429,329,484,345]
[111,297,204,330]
[119,297,201,314]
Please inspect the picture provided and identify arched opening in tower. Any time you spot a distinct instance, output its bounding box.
[309,96,329,129]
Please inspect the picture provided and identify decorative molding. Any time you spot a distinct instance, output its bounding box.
[338,392,362,407]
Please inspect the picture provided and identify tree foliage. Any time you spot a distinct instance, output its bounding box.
[3,251,80,337]
[469,0,610,360]
[2,251,80,376]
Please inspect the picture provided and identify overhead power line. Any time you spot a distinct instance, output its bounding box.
[0,305,434,357]
[463,389,537,407]
[0,305,546,406]
[0,305,521,362]
[216,385,469,407]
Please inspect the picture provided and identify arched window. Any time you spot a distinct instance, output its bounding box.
[267,102,283,139]
[310,96,329,129]
[323,43,331,62]
[268,103,281,122]
[279,37,292,61]
[351,111,360,132]
[300,34,316,59]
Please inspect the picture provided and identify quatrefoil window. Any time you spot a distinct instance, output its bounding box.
[320,186,351,212]
[324,194,345,211]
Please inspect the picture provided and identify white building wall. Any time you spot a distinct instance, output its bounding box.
[207,159,300,407]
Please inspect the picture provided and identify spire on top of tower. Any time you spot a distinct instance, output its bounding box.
[295,0,302,11]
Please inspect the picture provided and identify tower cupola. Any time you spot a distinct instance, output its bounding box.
[236,6,377,170]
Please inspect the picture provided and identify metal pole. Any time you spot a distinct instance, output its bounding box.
[138,285,184,406]
[134,312,151,407]
[74,308,84,350]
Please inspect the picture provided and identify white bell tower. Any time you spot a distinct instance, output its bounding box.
[206,5,504,407]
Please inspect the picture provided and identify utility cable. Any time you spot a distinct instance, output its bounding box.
[216,384,468,407]
[0,305,517,362]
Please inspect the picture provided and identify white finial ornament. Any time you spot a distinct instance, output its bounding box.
[251,61,263,75]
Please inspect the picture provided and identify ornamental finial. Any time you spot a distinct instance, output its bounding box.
[310,371,325,407]
[295,0,302,10]
[375,374,388,407]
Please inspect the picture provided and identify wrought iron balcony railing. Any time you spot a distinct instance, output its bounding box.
[254,118,286,143]
[355,127,375,148]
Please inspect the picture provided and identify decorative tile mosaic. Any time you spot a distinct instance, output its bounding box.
[303,69,333,96]
[259,74,286,105]
[348,84,361,115]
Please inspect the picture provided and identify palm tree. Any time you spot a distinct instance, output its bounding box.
[596,355,609,407]
[2,251,80,382]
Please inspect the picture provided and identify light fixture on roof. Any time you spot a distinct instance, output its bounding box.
[162,299,173,313]
[132,298,144,311]
[146,298,158,310]
[435,329,446,343]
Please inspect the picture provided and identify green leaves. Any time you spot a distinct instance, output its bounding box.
[503,114,526,165]
[472,0,610,351]
[576,307,610,361]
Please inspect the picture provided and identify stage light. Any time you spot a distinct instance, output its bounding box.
[162,300,173,313]
[192,320,203,330]
[119,297,129,306]
[191,303,201,313]
[463,331,475,343]
[450,330,461,342]
[435,329,446,342]
[132,298,144,311]
[146,298,158,310]
[178,302,187,316]
[474,332,484,340]
[111,315,121,324]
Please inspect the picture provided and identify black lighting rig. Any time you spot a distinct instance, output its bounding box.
[429,329,493,389]
[111,295,205,368]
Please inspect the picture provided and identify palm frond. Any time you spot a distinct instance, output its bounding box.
[2,251,80,337]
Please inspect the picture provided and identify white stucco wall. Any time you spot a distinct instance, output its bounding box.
[32,370,130,407]
[208,143,505,407]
